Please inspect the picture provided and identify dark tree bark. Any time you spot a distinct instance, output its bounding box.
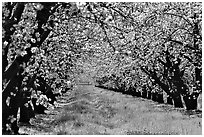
[152,92,158,101]
[157,93,164,103]
[167,95,173,105]
[183,93,199,110]
[172,94,183,108]
[140,66,171,95]
[147,91,152,99]
[2,3,60,134]
[141,85,147,98]
[19,103,31,123]
[31,98,47,114]
[2,3,25,73]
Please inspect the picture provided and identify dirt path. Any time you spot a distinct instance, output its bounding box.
[19,83,202,135]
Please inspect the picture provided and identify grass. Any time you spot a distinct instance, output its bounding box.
[19,84,202,135]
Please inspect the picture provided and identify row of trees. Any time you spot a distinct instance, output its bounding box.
[2,2,81,134]
[92,2,202,110]
[2,2,202,134]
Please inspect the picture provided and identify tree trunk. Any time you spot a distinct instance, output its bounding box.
[2,3,25,73]
[126,89,132,95]
[2,101,10,133]
[132,88,137,97]
[167,95,173,105]
[141,87,147,98]
[9,92,22,134]
[152,92,158,101]
[19,101,31,124]
[183,94,198,110]
[197,93,202,111]
[2,74,21,134]
[157,93,164,103]
[147,91,151,99]
[28,102,35,118]
[136,91,141,97]
[173,94,183,108]
[128,87,134,96]
[32,98,46,114]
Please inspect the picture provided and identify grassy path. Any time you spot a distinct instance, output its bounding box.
[19,83,202,135]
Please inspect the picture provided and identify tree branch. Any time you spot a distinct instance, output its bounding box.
[157,58,166,66]
[100,23,116,52]
[140,66,171,95]
[163,12,193,27]
[2,3,25,72]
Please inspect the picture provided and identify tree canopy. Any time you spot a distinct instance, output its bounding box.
[2,2,202,134]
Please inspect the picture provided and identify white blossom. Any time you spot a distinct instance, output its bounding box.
[31,38,36,43]
[67,80,72,88]
[4,41,8,46]
[127,50,132,54]
[31,47,38,53]
[115,51,119,54]
[21,51,27,56]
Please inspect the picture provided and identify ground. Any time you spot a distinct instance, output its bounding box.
[19,78,202,135]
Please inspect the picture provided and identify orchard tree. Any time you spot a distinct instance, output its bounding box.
[2,2,202,134]
[2,2,84,134]
[139,2,202,108]
[92,2,202,109]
